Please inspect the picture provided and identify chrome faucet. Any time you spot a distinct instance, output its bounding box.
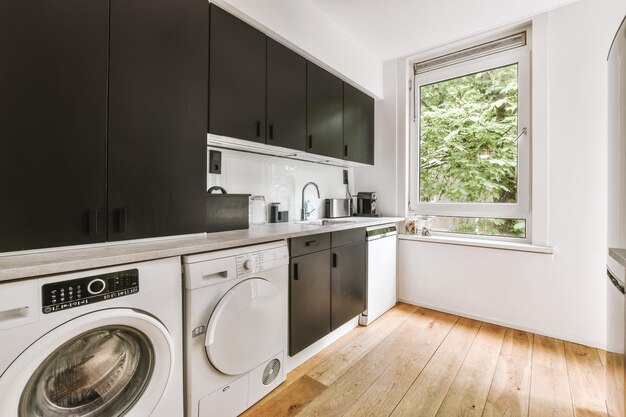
[301,182,321,220]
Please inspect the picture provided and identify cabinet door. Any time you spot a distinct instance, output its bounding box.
[108,0,208,241]
[289,250,331,356]
[0,0,108,252]
[331,242,367,331]
[267,38,307,151]
[307,62,343,159]
[343,83,375,165]
[209,4,266,143]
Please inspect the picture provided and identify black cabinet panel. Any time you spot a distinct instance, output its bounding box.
[209,4,266,143]
[331,242,366,331]
[0,0,108,251]
[289,250,331,356]
[306,62,344,159]
[267,38,307,151]
[344,83,375,165]
[108,0,208,241]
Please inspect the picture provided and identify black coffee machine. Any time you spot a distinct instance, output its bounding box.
[356,192,379,216]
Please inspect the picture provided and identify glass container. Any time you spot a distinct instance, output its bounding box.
[249,195,268,225]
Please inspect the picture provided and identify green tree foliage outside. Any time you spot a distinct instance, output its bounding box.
[418,64,525,237]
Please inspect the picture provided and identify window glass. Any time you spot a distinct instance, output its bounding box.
[419,64,519,204]
[428,215,526,238]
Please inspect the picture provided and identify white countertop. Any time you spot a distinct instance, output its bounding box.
[0,217,403,282]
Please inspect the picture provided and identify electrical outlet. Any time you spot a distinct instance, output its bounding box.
[209,150,221,174]
[343,169,349,184]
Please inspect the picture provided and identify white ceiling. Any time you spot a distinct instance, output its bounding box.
[309,0,580,60]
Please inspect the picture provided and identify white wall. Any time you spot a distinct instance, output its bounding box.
[360,0,626,348]
[213,0,383,98]
[309,0,580,60]
[208,148,354,222]
[353,59,399,216]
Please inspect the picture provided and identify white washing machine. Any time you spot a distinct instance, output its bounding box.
[0,257,184,417]
[183,240,289,417]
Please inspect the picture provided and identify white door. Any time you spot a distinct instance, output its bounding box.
[0,309,174,417]
[205,278,283,376]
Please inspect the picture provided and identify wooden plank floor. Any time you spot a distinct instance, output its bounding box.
[242,303,608,417]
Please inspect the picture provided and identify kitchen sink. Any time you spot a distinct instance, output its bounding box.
[293,219,357,226]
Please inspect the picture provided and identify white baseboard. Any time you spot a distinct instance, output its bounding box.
[398,297,605,350]
[286,317,359,372]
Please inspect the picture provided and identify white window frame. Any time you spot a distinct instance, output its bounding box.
[409,32,532,242]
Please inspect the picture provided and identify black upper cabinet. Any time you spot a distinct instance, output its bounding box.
[0,0,108,252]
[267,38,307,151]
[108,0,208,241]
[344,83,375,165]
[307,62,344,159]
[209,4,266,143]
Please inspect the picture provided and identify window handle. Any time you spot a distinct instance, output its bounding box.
[308,135,313,149]
[293,263,299,280]
[256,121,261,137]
[515,127,527,142]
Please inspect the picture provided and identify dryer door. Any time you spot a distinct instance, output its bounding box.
[205,278,283,375]
[0,308,174,417]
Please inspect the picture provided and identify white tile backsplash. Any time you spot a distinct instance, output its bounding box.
[208,148,354,221]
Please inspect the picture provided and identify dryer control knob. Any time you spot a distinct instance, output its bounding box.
[243,259,253,270]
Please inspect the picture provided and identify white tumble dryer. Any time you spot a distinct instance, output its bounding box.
[0,257,184,417]
[183,240,289,417]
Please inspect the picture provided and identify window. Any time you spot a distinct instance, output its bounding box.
[410,31,531,241]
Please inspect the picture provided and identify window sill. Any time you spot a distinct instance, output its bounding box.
[398,234,553,254]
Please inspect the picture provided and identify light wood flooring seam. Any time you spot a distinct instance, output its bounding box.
[525,332,535,417]
[469,324,509,417]
[377,312,464,417]
[564,341,609,417]
[565,354,578,417]
[387,320,483,417]
[467,324,516,417]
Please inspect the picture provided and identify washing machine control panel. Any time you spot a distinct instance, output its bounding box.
[41,269,139,314]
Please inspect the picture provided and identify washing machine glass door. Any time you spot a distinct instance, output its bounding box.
[205,278,283,376]
[0,309,174,417]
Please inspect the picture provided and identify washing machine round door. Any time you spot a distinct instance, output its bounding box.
[205,278,283,376]
[0,308,174,417]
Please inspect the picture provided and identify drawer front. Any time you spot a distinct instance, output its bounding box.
[290,233,331,257]
[332,227,366,248]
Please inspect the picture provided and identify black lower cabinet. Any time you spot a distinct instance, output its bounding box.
[289,229,366,356]
[289,250,331,356]
[331,241,367,331]
[0,0,109,252]
[107,0,208,241]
